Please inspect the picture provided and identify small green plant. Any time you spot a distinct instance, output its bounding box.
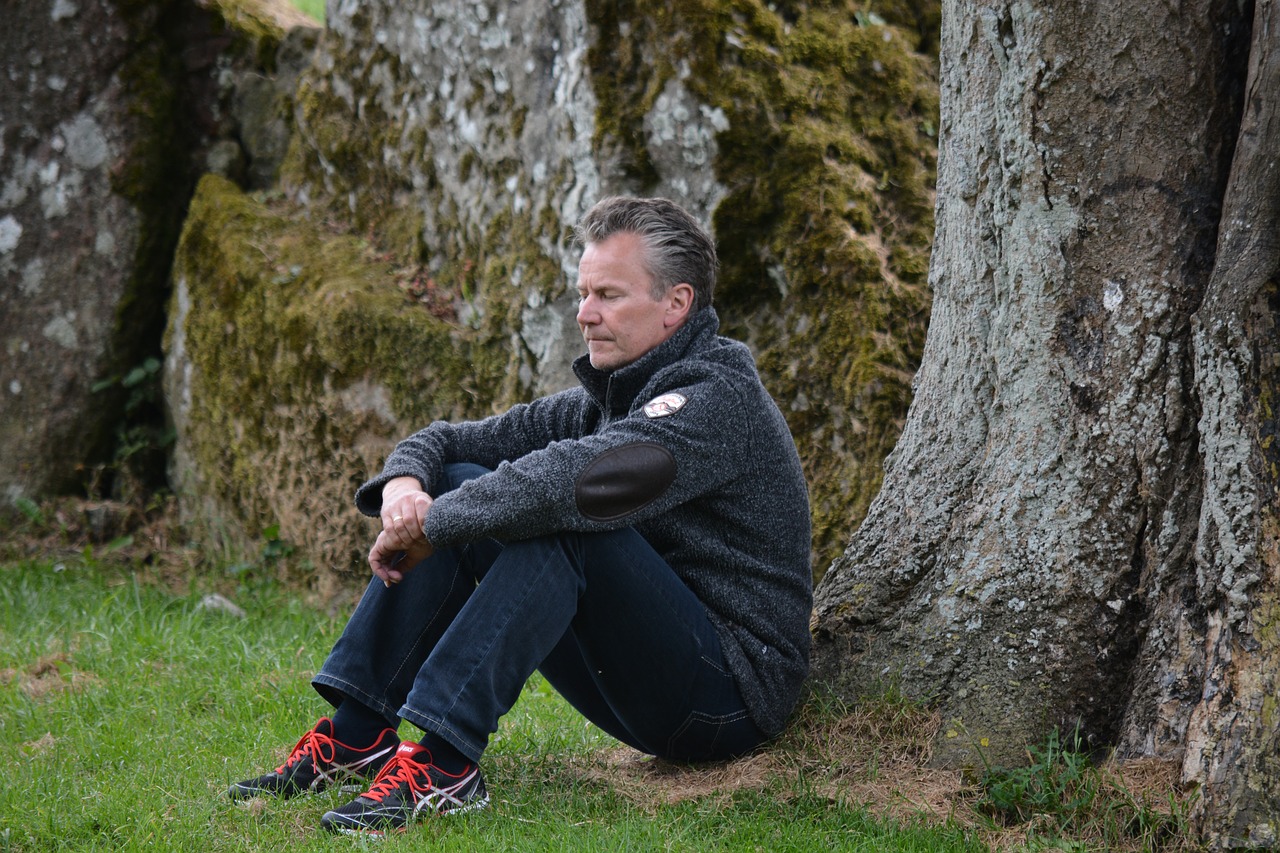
[226,524,298,584]
[975,727,1192,851]
[258,523,295,565]
[12,497,43,525]
[979,727,1096,824]
[90,356,175,502]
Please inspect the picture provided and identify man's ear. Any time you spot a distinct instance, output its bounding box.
[665,283,695,327]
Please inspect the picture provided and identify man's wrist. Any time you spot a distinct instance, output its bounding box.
[383,475,425,498]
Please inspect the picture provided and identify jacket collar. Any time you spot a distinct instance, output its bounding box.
[574,307,720,413]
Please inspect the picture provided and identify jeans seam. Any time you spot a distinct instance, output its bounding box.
[666,709,751,758]
[699,654,732,677]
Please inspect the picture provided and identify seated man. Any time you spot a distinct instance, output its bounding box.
[229,196,814,837]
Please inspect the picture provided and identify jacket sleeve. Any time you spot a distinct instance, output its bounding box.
[421,368,754,547]
[353,387,588,515]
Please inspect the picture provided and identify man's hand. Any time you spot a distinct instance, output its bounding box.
[370,477,434,587]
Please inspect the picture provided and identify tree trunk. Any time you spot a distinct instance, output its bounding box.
[1180,0,1280,844]
[811,0,1280,844]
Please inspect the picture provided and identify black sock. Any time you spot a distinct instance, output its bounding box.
[418,731,471,775]
[332,698,397,750]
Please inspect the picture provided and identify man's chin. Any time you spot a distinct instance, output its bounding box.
[587,347,621,371]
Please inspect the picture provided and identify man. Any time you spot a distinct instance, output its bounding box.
[229,196,813,837]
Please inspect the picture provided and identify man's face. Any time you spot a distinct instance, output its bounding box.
[576,232,691,371]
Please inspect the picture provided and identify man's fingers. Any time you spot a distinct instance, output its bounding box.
[370,510,432,589]
[368,533,406,587]
[385,512,407,535]
[412,495,431,527]
[381,499,431,552]
[382,491,432,535]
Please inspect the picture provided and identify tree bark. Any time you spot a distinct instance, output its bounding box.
[811,0,1278,844]
[1178,0,1280,844]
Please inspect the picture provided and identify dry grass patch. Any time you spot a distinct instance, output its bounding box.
[21,732,58,757]
[0,652,102,702]
[567,690,980,825]
[564,691,1195,852]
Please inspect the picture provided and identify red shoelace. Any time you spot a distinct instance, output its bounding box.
[362,750,432,803]
[274,724,339,775]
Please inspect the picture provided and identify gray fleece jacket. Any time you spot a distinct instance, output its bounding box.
[354,307,812,736]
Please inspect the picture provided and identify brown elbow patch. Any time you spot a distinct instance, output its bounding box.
[575,442,677,522]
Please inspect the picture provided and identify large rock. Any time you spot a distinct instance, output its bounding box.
[0,0,317,504]
[168,0,941,579]
[285,1,607,398]
[1,0,161,500]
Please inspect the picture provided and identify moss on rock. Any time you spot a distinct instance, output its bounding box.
[279,10,587,404]
[168,174,505,591]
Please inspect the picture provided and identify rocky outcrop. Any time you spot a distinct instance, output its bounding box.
[2,0,942,584]
[283,2,608,400]
[169,0,940,578]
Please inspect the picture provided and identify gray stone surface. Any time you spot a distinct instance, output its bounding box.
[289,1,737,397]
[1,0,146,499]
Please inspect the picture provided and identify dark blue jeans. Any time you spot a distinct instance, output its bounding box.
[313,463,764,763]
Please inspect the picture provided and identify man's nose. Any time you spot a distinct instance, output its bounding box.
[576,295,597,324]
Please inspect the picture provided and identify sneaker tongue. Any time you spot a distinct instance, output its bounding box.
[396,742,430,763]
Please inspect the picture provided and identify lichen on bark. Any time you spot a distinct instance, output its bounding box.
[810,0,1254,783]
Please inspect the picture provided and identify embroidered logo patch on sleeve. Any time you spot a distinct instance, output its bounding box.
[643,392,687,418]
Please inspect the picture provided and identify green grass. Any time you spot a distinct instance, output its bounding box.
[0,558,986,852]
[288,0,324,23]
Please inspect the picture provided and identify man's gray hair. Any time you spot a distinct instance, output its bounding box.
[574,197,718,312]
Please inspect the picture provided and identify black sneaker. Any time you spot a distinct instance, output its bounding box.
[320,741,488,836]
[228,717,399,800]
